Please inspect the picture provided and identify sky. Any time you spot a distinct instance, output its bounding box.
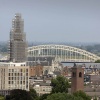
[0,0,100,43]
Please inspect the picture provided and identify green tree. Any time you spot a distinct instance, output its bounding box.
[46,93,83,100]
[9,89,33,100]
[51,75,69,93]
[39,94,49,100]
[30,89,38,100]
[95,60,100,63]
[73,90,91,100]
[0,95,5,100]
[6,95,10,100]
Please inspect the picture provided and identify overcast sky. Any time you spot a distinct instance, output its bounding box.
[0,0,100,43]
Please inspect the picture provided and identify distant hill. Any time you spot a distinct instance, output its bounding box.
[77,44,100,56]
[0,42,8,53]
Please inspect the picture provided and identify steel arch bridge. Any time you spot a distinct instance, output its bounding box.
[28,44,100,62]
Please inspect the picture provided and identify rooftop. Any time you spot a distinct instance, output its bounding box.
[0,62,26,67]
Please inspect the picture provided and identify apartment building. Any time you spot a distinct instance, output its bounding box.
[0,62,29,91]
[33,83,52,96]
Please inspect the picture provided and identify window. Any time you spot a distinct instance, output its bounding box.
[9,73,10,76]
[9,81,10,84]
[72,72,76,77]
[20,69,22,72]
[9,69,11,72]
[20,81,22,84]
[12,69,14,72]
[79,72,82,77]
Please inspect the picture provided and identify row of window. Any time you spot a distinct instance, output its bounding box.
[9,69,28,72]
[9,73,28,76]
[8,81,28,84]
[35,88,51,92]
[8,77,28,80]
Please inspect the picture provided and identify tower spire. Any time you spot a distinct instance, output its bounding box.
[9,13,27,62]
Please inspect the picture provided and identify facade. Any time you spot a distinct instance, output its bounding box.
[0,62,29,91]
[33,83,52,96]
[9,13,27,62]
[29,64,43,77]
[27,56,55,66]
[71,64,84,93]
[0,90,10,96]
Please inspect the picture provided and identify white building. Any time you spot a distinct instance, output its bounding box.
[0,62,29,91]
[33,83,52,96]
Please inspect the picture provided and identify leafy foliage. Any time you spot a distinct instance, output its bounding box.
[73,90,91,100]
[95,59,100,63]
[39,94,49,100]
[46,93,83,100]
[0,95,5,100]
[30,89,38,100]
[8,89,33,100]
[51,75,69,93]
[46,91,91,100]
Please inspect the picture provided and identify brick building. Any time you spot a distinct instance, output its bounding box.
[29,64,43,77]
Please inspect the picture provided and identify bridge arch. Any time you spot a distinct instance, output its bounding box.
[28,44,100,62]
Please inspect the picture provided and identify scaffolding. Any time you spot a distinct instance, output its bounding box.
[9,13,27,62]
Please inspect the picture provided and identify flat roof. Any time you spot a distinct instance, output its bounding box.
[0,62,26,67]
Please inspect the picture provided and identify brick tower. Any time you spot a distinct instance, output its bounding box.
[71,64,84,93]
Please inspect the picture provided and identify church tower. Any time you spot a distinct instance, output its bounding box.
[9,13,27,62]
[71,64,84,93]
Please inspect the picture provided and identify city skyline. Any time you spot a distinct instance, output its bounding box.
[0,0,100,43]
